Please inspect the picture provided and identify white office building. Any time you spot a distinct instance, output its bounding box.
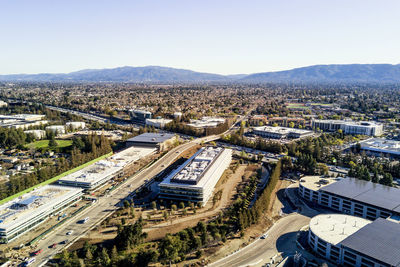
[45,125,66,135]
[66,121,86,130]
[145,118,172,129]
[312,120,383,136]
[187,117,225,129]
[253,126,313,139]
[0,185,83,243]
[159,147,232,205]
[359,138,400,158]
[57,146,155,190]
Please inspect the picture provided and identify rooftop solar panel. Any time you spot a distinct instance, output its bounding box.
[340,218,400,266]
[127,133,175,144]
[320,178,400,212]
[320,178,374,198]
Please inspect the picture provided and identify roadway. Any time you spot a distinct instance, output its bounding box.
[208,183,318,267]
[33,139,203,266]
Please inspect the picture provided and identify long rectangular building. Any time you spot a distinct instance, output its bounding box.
[159,147,232,206]
[0,185,83,243]
[253,126,313,139]
[312,120,383,136]
[359,138,400,158]
[57,146,156,190]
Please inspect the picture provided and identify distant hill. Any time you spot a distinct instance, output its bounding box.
[0,66,228,83]
[1,64,400,83]
[240,64,400,83]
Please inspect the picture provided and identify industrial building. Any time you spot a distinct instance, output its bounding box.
[187,117,225,128]
[299,176,400,220]
[57,146,155,190]
[0,185,83,243]
[129,109,152,123]
[358,138,400,158]
[308,214,400,266]
[145,118,172,129]
[312,120,383,136]
[126,133,176,151]
[159,147,232,205]
[253,126,313,139]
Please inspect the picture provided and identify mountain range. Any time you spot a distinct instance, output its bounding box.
[1,64,400,83]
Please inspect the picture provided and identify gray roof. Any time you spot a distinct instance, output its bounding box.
[340,218,400,266]
[127,133,175,144]
[320,178,400,212]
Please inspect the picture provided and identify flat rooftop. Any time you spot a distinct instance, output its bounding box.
[360,138,400,154]
[58,146,155,185]
[253,126,313,135]
[160,147,229,187]
[310,214,371,245]
[127,133,175,144]
[313,119,382,127]
[340,218,400,266]
[0,185,82,229]
[300,176,340,191]
[320,178,400,212]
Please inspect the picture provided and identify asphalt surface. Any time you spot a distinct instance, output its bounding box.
[32,140,204,266]
[208,184,318,267]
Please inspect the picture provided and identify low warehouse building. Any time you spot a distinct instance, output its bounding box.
[0,185,83,243]
[159,147,232,206]
[57,146,155,190]
[126,133,176,151]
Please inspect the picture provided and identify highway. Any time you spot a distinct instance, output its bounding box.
[33,139,202,266]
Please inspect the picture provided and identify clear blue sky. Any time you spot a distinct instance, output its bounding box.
[1,0,399,75]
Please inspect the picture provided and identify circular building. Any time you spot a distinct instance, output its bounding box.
[308,214,371,264]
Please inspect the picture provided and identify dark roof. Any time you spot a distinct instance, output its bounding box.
[18,196,40,206]
[340,218,400,266]
[127,133,175,144]
[320,178,400,212]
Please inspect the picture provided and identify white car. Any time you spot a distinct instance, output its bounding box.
[261,233,269,239]
[66,230,73,235]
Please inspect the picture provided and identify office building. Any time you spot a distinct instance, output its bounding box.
[187,117,225,129]
[299,176,400,220]
[45,125,66,135]
[129,109,152,123]
[159,147,232,205]
[359,138,400,158]
[312,120,383,136]
[309,214,400,266]
[24,130,46,139]
[0,114,48,129]
[66,121,86,130]
[126,133,176,151]
[253,126,313,139]
[0,185,83,243]
[57,146,155,190]
[145,118,172,129]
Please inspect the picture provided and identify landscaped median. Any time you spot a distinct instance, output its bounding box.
[0,152,113,206]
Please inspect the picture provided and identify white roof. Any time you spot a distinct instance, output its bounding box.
[310,214,371,245]
[0,185,82,230]
[253,126,313,135]
[160,147,229,188]
[300,176,340,191]
[58,146,155,185]
[360,138,400,154]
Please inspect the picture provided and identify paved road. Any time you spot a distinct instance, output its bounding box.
[208,213,310,267]
[208,184,318,267]
[33,140,202,266]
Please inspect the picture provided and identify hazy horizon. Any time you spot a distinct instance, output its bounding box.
[1,0,400,75]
